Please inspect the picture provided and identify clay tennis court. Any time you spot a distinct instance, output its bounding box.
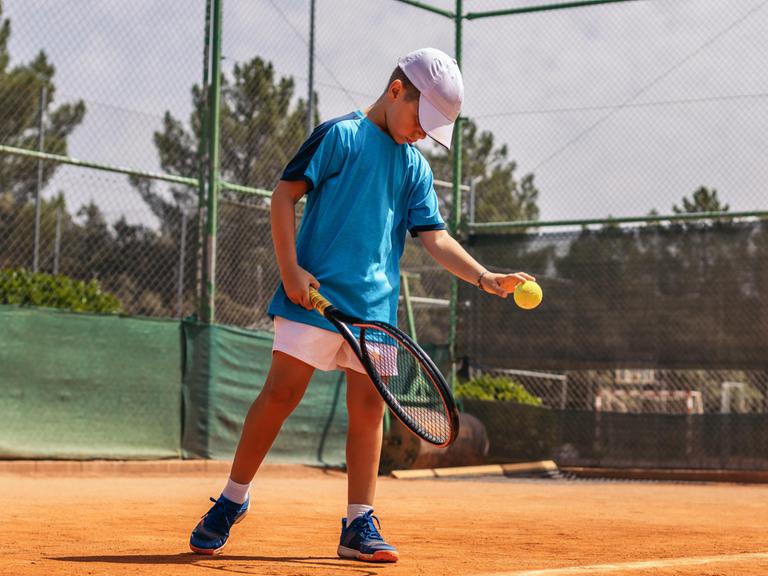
[6,462,768,576]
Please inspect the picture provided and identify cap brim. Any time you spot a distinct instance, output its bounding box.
[418,96,455,150]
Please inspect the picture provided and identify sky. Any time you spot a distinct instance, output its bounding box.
[5,0,768,226]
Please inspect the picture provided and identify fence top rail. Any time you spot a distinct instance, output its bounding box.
[464,0,646,20]
[470,210,768,230]
[6,145,761,227]
[0,145,270,197]
[434,178,470,191]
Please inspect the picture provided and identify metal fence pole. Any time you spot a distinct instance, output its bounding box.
[256,263,264,309]
[177,210,188,318]
[464,0,644,20]
[33,85,47,273]
[53,204,61,274]
[203,0,224,324]
[469,175,481,226]
[307,0,316,137]
[448,0,464,387]
[196,0,213,321]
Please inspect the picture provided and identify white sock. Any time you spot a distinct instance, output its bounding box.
[346,504,373,525]
[221,478,251,504]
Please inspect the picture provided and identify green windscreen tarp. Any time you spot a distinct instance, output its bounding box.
[0,307,419,465]
[0,306,182,458]
[181,319,349,465]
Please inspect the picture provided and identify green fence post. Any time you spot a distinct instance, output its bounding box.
[196,0,212,321]
[202,0,224,324]
[448,0,464,389]
[401,272,418,343]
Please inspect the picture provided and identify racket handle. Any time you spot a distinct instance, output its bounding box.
[308,287,332,314]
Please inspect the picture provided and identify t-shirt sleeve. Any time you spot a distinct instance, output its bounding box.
[407,158,447,237]
[281,122,345,192]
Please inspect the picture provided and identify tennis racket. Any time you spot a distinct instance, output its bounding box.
[309,287,459,447]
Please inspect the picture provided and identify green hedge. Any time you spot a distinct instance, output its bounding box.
[455,374,542,406]
[0,268,122,314]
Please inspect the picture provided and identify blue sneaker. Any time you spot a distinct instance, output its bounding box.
[189,495,250,555]
[338,510,399,563]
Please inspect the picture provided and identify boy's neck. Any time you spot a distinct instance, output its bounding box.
[364,99,391,139]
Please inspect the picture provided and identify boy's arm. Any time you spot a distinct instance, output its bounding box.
[271,179,318,309]
[418,229,535,297]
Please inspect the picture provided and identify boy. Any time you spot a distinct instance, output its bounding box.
[189,47,535,563]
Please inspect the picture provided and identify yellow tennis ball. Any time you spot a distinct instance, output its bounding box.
[514,281,543,310]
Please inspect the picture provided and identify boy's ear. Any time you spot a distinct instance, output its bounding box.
[388,79,404,101]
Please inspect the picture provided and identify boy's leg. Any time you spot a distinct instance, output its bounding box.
[190,351,315,555]
[338,368,398,563]
[344,368,386,505]
[229,351,315,483]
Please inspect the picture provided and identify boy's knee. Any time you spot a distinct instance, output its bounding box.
[261,381,305,412]
[349,393,386,419]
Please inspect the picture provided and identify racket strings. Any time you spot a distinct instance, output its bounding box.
[360,327,451,445]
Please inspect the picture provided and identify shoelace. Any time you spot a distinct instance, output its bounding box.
[201,496,239,532]
[357,511,384,541]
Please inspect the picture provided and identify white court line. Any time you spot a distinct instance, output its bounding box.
[476,552,768,576]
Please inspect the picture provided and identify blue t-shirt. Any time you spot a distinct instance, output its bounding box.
[268,110,446,332]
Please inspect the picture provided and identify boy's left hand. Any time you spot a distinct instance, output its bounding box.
[481,272,536,298]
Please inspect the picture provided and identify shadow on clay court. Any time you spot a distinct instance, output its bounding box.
[53,554,385,574]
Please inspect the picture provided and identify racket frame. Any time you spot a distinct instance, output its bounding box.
[309,288,459,446]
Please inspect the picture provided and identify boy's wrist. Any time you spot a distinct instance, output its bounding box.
[477,270,489,291]
[277,263,300,288]
[278,261,297,273]
[276,256,299,275]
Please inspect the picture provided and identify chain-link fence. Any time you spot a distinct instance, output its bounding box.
[467,365,768,414]
[1,1,208,319]
[462,0,768,226]
[2,2,766,427]
[460,223,768,416]
[0,165,199,319]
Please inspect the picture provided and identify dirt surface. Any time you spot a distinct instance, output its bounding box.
[5,463,768,576]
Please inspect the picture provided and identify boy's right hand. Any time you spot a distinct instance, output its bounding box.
[282,266,320,310]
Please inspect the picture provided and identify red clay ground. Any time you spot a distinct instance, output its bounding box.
[4,462,768,576]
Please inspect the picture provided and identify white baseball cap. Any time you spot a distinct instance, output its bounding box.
[398,47,464,150]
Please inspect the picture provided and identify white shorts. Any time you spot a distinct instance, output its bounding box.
[272,316,398,376]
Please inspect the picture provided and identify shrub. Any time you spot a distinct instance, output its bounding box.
[0,268,122,314]
[455,374,542,406]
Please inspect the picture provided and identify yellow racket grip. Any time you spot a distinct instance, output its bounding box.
[308,287,332,314]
